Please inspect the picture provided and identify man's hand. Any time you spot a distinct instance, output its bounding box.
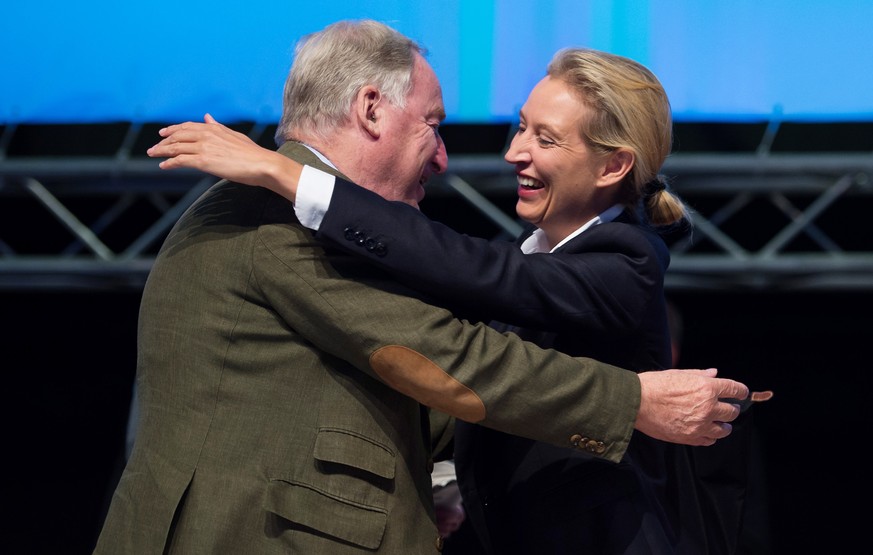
[635,368,749,446]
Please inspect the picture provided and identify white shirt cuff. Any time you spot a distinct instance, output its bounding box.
[431,460,458,488]
[294,165,336,231]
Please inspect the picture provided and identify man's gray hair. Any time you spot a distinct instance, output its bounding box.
[275,20,425,145]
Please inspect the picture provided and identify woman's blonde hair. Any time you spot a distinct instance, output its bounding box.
[547,48,688,226]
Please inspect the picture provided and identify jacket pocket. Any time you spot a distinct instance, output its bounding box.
[264,427,395,549]
[312,426,395,480]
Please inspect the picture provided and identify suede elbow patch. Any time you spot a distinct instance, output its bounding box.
[369,345,486,423]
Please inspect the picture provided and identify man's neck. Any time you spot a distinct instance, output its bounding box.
[297,128,373,189]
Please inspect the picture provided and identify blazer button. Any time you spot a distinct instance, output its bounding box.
[364,239,387,257]
[343,228,366,245]
[587,439,606,454]
[569,434,584,448]
[435,535,444,552]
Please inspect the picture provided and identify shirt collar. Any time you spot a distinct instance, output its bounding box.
[520,203,624,254]
[300,142,337,170]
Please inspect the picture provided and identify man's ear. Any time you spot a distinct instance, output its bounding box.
[356,85,382,138]
[598,149,634,188]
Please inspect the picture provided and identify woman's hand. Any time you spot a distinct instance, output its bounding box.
[147,114,302,202]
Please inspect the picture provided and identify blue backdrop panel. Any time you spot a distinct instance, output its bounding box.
[2,0,872,124]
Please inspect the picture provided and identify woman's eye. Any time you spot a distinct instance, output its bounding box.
[537,137,554,146]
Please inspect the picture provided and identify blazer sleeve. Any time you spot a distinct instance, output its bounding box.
[317,178,667,334]
[253,201,639,464]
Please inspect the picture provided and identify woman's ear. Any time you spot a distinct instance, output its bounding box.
[356,85,382,138]
[598,149,634,188]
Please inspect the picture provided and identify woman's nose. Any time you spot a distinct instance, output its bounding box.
[504,133,530,164]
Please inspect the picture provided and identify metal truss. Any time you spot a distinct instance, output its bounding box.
[1,124,871,292]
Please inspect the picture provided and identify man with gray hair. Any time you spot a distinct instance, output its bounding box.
[97,19,747,553]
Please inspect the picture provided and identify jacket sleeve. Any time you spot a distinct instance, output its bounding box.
[317,178,666,334]
[253,200,639,464]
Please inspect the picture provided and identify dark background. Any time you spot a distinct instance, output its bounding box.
[6,289,870,553]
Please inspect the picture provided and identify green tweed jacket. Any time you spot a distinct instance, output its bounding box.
[94,142,640,554]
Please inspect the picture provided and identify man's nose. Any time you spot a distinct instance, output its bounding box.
[432,135,448,174]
